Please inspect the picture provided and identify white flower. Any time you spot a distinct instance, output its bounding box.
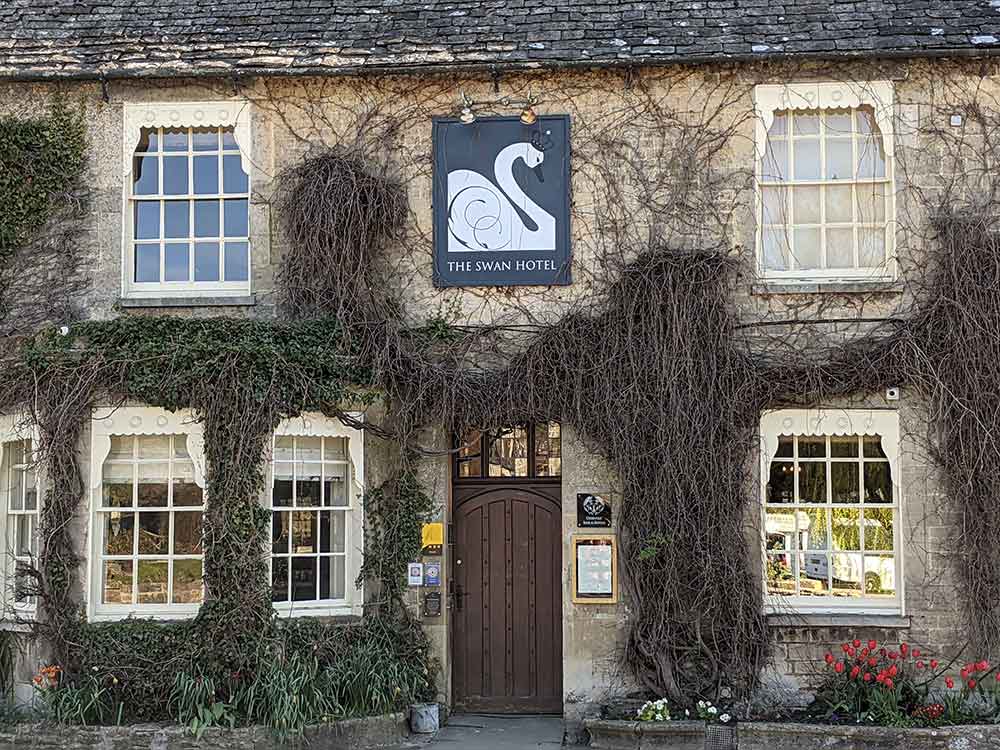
[685,709,690,717]
[708,706,718,715]
[697,701,706,708]
[720,713,731,723]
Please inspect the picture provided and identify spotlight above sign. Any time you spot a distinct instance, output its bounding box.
[432,114,571,287]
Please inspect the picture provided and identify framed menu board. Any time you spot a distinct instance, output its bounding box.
[572,534,618,604]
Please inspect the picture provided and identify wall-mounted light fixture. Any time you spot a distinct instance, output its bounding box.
[456,91,541,125]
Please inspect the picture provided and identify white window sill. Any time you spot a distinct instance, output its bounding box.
[767,612,909,628]
[273,602,363,619]
[91,605,200,622]
[753,278,901,295]
[118,294,256,309]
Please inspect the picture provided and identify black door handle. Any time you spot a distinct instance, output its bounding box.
[455,583,465,612]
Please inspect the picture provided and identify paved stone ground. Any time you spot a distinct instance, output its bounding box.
[406,714,565,749]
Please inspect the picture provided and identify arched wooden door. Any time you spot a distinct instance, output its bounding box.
[452,485,563,713]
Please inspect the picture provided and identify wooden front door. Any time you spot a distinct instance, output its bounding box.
[452,484,563,713]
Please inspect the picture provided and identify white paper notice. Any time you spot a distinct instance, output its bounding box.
[576,543,613,596]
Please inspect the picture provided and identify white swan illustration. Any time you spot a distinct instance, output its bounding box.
[447,140,557,252]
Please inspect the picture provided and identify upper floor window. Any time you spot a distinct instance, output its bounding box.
[266,414,365,616]
[123,102,251,299]
[1,434,40,612]
[755,82,895,282]
[761,410,901,614]
[90,408,206,619]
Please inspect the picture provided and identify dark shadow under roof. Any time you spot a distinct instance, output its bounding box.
[1,0,999,80]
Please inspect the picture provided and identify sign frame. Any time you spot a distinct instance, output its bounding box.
[431,114,572,288]
[572,533,619,604]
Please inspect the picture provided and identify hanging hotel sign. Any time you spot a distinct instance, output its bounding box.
[572,534,619,604]
[432,115,572,287]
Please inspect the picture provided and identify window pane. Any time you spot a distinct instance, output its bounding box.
[489,427,529,477]
[824,111,852,135]
[103,560,133,604]
[15,515,33,557]
[762,228,789,271]
[296,464,322,507]
[793,113,820,135]
[857,137,886,178]
[292,511,317,553]
[324,437,347,460]
[774,436,793,458]
[194,242,220,282]
[8,463,23,511]
[319,510,346,554]
[457,431,482,478]
[172,559,203,604]
[863,436,888,459]
[104,512,135,554]
[799,436,826,458]
[223,155,249,194]
[831,462,861,503]
[275,436,295,461]
[291,557,318,601]
[137,129,159,153]
[138,436,170,459]
[856,184,886,224]
[162,156,189,195]
[193,155,219,194]
[831,508,861,550]
[137,511,169,554]
[173,511,202,555]
[221,130,240,151]
[799,552,831,597]
[135,244,160,282]
[793,140,821,180]
[23,468,37,511]
[761,140,788,182]
[764,507,795,550]
[271,558,289,602]
[865,507,893,550]
[163,202,189,239]
[830,553,863,597]
[864,462,892,504]
[194,200,221,237]
[831,435,860,457]
[273,463,293,507]
[134,202,160,240]
[173,479,202,507]
[855,108,876,134]
[192,128,218,151]
[799,508,829,550]
[864,554,895,598]
[825,185,853,223]
[766,552,795,596]
[859,228,886,267]
[109,436,133,459]
[825,139,853,180]
[766,462,794,504]
[792,186,820,223]
[224,242,249,282]
[137,463,169,507]
[164,243,190,282]
[133,156,159,195]
[319,555,346,600]
[223,199,249,236]
[162,128,188,151]
[798,462,826,503]
[534,423,561,477]
[102,463,133,507]
[323,463,348,507]
[792,227,821,270]
[137,560,168,604]
[272,511,291,554]
[827,228,855,268]
[761,186,788,225]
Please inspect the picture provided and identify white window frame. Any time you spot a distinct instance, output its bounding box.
[87,407,206,621]
[266,413,365,618]
[121,101,252,300]
[0,416,42,619]
[760,409,903,615]
[754,81,897,283]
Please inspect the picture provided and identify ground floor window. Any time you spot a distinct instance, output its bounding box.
[267,414,364,614]
[761,410,901,613]
[1,433,40,611]
[455,422,562,479]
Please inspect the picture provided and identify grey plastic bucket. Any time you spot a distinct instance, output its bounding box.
[410,702,440,733]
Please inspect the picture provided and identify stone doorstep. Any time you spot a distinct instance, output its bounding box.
[0,712,409,750]
[585,719,1000,750]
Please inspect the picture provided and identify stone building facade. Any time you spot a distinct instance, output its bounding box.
[1,1,1000,740]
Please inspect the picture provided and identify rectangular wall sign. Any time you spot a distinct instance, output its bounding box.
[577,493,612,528]
[407,562,424,587]
[572,534,618,604]
[432,115,572,287]
[424,560,442,586]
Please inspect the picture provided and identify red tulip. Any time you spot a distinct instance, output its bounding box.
[916,661,925,669]
[976,660,989,671]
[945,677,955,689]
[884,678,894,689]
[835,662,845,674]
[969,679,977,689]
[868,658,877,667]
[853,639,862,648]
[888,664,898,677]
[868,640,877,651]
[931,660,939,669]
[888,651,898,660]
[842,644,851,653]
[900,643,909,656]
[825,653,835,665]
[863,672,872,682]
[913,649,921,658]
[850,666,860,679]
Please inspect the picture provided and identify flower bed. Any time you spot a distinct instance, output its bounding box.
[0,712,408,750]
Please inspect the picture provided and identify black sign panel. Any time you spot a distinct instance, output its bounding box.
[423,591,442,617]
[577,493,612,528]
[432,115,571,287]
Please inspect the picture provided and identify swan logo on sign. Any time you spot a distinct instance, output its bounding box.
[433,115,571,287]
